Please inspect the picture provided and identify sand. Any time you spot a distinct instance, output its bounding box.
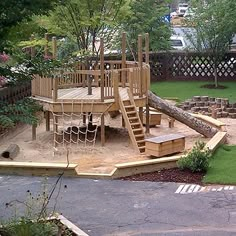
[0,113,235,174]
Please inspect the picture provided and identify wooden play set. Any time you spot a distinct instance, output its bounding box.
[31,32,186,157]
[0,32,228,177]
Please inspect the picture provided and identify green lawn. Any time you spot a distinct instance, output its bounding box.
[151,81,236,102]
[203,145,236,184]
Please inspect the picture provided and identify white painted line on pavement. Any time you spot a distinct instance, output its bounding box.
[181,184,190,194]
[175,185,184,193]
[193,185,201,192]
[188,184,196,193]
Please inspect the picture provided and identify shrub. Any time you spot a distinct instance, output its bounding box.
[177,140,212,172]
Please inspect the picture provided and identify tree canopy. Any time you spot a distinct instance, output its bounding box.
[186,0,236,87]
[0,0,58,51]
[123,0,171,53]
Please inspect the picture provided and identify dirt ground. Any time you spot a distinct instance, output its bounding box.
[0,113,235,174]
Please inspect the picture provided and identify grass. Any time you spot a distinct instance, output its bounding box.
[203,145,236,184]
[151,81,236,102]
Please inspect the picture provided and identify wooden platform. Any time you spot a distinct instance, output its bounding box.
[33,87,146,113]
[145,134,185,157]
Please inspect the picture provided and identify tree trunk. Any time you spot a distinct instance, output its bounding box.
[148,91,218,138]
[1,144,20,159]
[213,62,218,88]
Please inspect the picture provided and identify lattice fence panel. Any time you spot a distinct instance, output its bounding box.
[150,51,236,81]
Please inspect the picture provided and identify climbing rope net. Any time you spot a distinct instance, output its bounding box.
[51,100,110,152]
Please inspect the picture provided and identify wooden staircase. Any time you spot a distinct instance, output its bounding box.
[119,90,146,153]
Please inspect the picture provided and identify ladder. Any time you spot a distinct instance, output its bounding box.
[119,89,145,153]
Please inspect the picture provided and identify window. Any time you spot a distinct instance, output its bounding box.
[170,40,183,47]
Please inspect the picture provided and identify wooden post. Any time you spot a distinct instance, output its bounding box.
[138,34,143,97]
[30,34,35,59]
[44,33,49,58]
[32,124,37,140]
[45,111,50,131]
[145,33,150,134]
[113,71,119,106]
[145,33,150,65]
[83,112,86,125]
[53,76,58,102]
[145,104,150,134]
[53,115,58,147]
[88,113,93,130]
[52,36,57,59]
[122,32,126,88]
[100,38,105,102]
[101,114,105,146]
[128,69,134,95]
[122,116,125,128]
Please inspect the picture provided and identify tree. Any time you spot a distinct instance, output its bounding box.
[0,0,58,51]
[44,0,131,94]
[47,0,130,56]
[123,0,171,54]
[185,0,236,87]
[148,91,218,138]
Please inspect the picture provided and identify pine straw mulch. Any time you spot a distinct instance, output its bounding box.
[119,168,205,185]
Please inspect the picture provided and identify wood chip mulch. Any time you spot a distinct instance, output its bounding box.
[119,168,205,185]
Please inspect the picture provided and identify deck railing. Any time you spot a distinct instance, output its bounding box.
[31,60,150,102]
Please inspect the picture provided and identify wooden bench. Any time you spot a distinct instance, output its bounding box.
[143,110,162,126]
[145,134,185,157]
[205,131,227,151]
[190,113,226,131]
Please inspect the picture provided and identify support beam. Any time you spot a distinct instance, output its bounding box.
[100,38,105,102]
[139,107,143,124]
[32,124,37,140]
[138,35,143,97]
[122,32,126,88]
[101,114,105,146]
[53,115,58,147]
[83,112,86,126]
[145,104,150,134]
[88,113,93,130]
[45,111,50,131]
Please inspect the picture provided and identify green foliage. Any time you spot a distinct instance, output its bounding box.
[0,98,42,129]
[203,145,236,184]
[124,0,171,52]
[185,0,236,87]
[1,219,57,236]
[151,81,236,102]
[177,141,212,172]
[43,0,131,57]
[0,0,59,51]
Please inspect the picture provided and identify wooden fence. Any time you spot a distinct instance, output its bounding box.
[149,51,236,81]
[0,82,31,105]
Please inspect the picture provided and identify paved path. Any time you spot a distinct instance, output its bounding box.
[0,175,236,235]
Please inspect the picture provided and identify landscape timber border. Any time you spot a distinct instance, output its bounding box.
[0,127,227,178]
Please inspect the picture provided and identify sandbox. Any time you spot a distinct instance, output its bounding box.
[0,113,214,175]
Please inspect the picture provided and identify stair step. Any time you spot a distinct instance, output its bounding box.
[127,111,137,115]
[137,140,145,144]
[139,146,146,151]
[131,122,140,126]
[134,134,145,138]
[125,105,135,109]
[133,128,143,133]
[129,117,139,121]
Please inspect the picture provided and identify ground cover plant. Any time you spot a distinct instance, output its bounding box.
[177,141,211,173]
[203,145,236,184]
[151,81,236,102]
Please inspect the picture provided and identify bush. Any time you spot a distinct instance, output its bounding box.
[177,141,212,172]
